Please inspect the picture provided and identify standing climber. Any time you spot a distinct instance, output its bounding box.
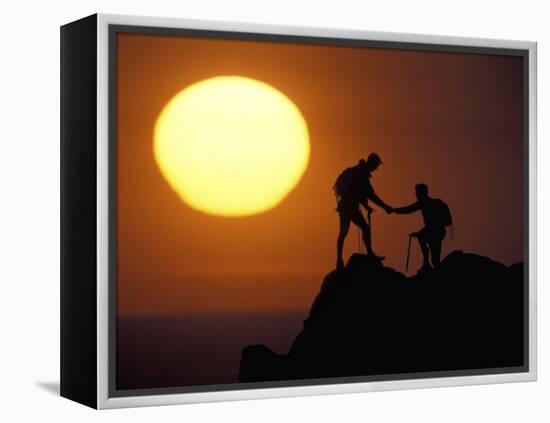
[334,153,393,271]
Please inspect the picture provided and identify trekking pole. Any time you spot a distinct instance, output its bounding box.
[366,206,373,255]
[405,235,412,273]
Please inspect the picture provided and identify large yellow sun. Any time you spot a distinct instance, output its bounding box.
[154,76,310,217]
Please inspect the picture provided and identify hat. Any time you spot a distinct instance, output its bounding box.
[367,153,383,165]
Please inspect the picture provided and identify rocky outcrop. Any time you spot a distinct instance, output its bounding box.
[239,251,524,382]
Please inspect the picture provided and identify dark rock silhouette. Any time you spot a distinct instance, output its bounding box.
[239,251,524,382]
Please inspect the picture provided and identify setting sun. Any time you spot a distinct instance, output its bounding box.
[154,76,310,217]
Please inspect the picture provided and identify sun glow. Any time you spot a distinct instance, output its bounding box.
[154,76,310,217]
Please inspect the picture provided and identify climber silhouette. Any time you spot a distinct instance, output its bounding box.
[392,183,453,272]
[334,153,393,271]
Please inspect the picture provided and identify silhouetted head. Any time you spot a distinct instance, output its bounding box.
[415,183,429,201]
[365,153,383,171]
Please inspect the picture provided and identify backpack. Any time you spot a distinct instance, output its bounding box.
[333,166,356,199]
[333,160,370,200]
[431,198,453,227]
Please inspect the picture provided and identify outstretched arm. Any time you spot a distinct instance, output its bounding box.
[369,192,392,213]
[393,201,421,215]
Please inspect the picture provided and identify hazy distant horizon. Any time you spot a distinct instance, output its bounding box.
[116,311,307,389]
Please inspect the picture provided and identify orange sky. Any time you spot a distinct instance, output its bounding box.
[115,32,524,316]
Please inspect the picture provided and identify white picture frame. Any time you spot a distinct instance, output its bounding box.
[60,13,537,409]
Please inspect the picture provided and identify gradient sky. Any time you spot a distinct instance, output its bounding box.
[116,32,524,316]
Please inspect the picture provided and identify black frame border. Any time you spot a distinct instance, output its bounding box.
[60,14,99,409]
